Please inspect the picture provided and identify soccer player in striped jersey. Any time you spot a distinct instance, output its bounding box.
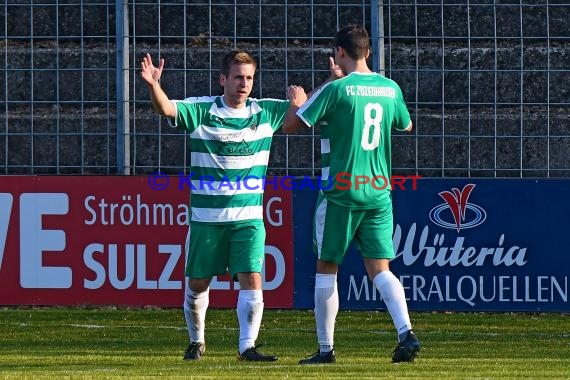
[141,51,307,362]
[283,25,421,364]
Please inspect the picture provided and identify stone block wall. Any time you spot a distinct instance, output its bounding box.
[2,2,569,176]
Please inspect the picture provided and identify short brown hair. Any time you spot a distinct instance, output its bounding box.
[334,24,370,60]
[221,50,257,76]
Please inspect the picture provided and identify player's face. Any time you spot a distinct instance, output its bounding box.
[220,63,255,109]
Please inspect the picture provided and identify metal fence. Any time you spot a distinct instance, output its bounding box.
[2,1,569,177]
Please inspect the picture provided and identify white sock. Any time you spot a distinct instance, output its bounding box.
[314,273,338,353]
[373,271,412,341]
[183,285,209,343]
[237,289,264,354]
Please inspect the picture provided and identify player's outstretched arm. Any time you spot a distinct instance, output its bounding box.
[282,85,308,134]
[140,53,176,118]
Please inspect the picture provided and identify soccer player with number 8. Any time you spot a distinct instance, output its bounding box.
[283,24,420,364]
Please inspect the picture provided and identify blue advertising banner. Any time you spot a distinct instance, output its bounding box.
[293,179,570,312]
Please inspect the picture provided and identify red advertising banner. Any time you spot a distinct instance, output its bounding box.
[0,176,294,308]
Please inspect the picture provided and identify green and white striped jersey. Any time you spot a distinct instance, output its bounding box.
[297,72,411,209]
[171,96,289,223]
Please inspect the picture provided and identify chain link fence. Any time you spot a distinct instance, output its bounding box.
[2,1,569,177]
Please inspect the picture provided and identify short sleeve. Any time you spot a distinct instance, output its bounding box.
[171,97,212,132]
[297,81,337,128]
[256,99,290,132]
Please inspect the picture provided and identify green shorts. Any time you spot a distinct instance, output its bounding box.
[313,193,395,264]
[185,220,266,279]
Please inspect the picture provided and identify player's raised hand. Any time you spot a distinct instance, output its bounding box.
[329,56,344,79]
[287,85,307,107]
[141,53,165,87]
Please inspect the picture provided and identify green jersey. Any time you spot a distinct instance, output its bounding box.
[171,96,289,223]
[297,72,411,209]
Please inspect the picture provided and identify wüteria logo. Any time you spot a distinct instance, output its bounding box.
[429,184,486,232]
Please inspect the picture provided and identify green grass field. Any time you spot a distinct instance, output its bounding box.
[1,307,568,379]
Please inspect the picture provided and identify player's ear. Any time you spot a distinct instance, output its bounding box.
[219,74,226,87]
